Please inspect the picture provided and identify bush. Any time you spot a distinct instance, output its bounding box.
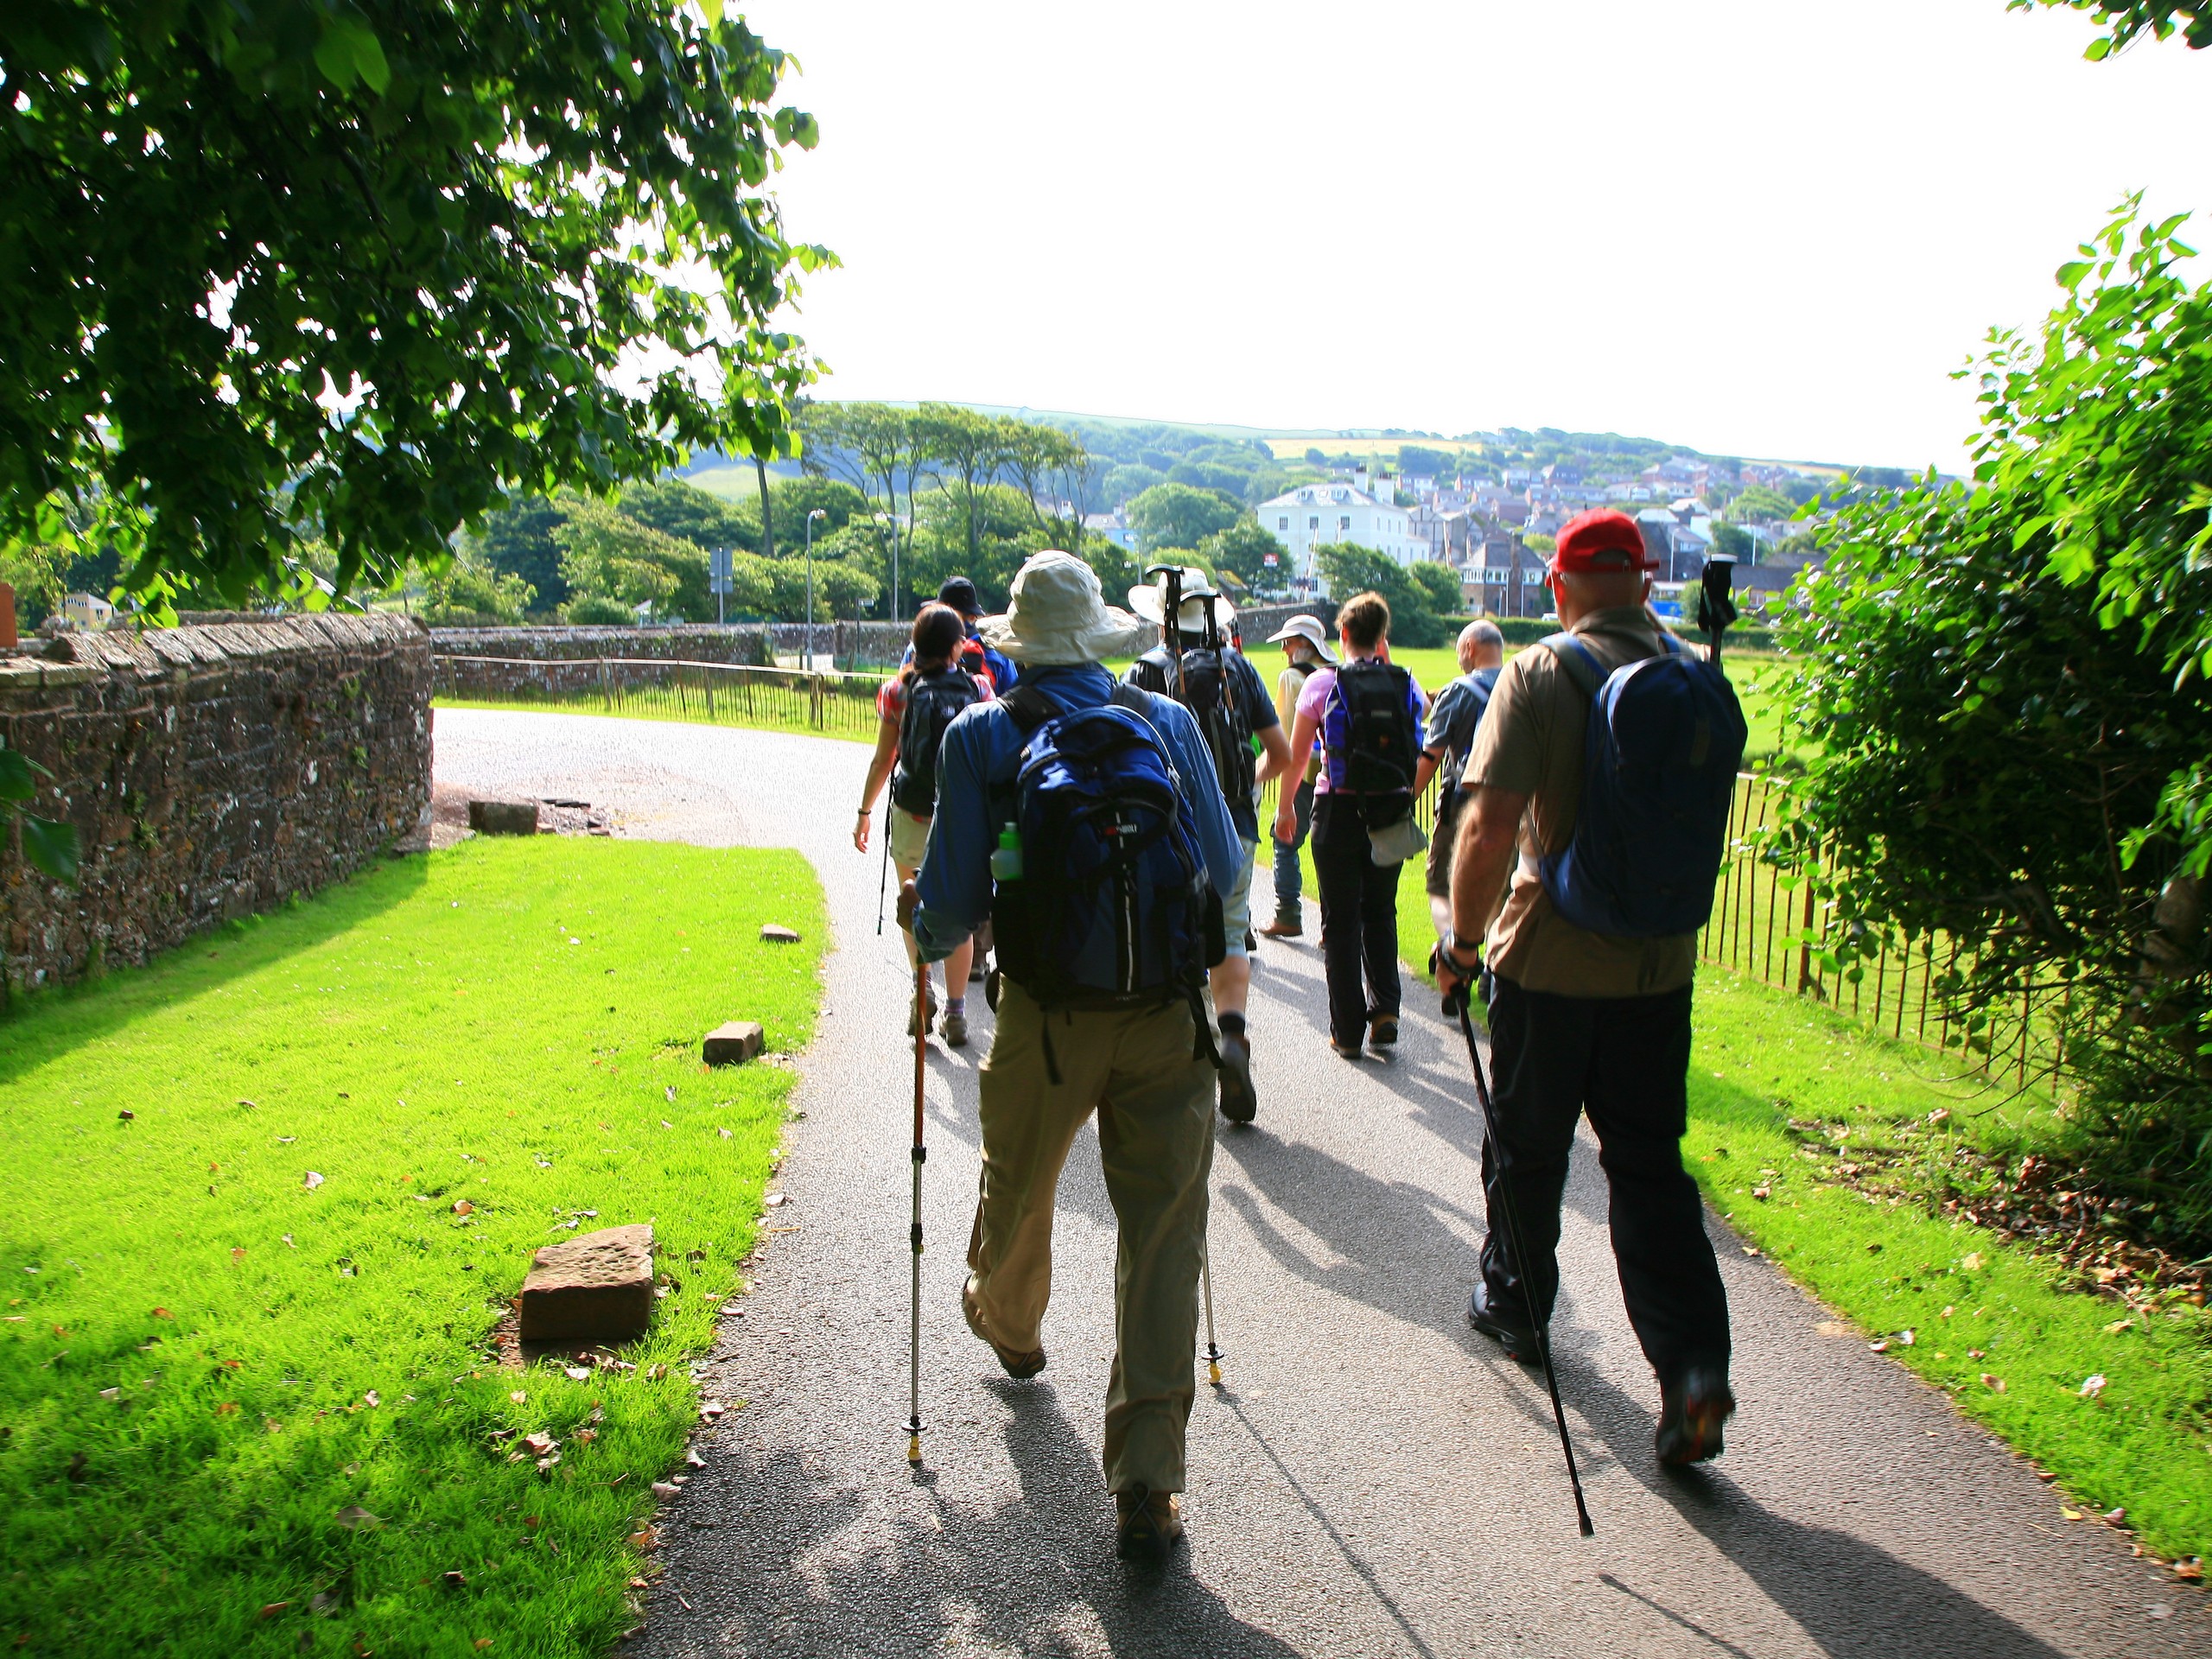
[1770,203,2212,1251]
[563,593,636,625]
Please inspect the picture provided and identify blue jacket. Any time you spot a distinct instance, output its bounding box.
[912,664,1243,963]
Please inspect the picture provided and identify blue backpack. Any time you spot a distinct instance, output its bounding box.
[1537,632,1746,938]
[990,683,1222,1046]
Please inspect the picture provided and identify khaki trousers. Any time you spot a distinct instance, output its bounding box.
[968,979,1216,1494]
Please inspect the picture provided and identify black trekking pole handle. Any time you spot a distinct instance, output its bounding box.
[1447,984,1595,1537]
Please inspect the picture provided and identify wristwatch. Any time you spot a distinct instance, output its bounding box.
[1441,930,1483,972]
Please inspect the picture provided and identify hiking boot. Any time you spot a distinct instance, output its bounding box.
[1114,1484,1185,1565]
[1331,1039,1363,1061]
[1216,1030,1257,1124]
[1255,909,1303,939]
[906,991,937,1039]
[1368,1014,1400,1047]
[941,1009,969,1048]
[1656,1369,1736,1465]
[968,954,988,983]
[1244,930,1257,953]
[961,1278,1046,1380]
[1466,1280,1541,1365]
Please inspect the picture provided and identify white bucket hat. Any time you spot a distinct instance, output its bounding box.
[976,550,1149,666]
[1128,567,1236,634]
[1263,613,1338,664]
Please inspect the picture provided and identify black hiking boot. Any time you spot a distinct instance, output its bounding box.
[1466,1281,1541,1365]
[1656,1369,1736,1465]
[1115,1484,1185,1565]
[1217,1029,1257,1125]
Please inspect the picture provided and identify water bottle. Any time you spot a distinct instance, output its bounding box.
[989,822,1022,882]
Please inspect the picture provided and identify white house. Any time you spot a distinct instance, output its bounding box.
[1257,480,1423,597]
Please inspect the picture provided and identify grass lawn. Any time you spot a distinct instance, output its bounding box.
[0,838,823,1657]
[1687,969,2212,1567]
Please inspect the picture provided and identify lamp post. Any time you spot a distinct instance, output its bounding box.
[804,508,827,671]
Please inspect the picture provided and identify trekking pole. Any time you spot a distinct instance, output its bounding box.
[906,954,928,1464]
[1200,1239,1224,1388]
[875,826,891,937]
[1448,986,1594,1537]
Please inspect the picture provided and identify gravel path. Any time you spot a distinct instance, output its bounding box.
[437,709,2206,1659]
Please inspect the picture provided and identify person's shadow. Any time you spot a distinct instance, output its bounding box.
[658,1380,1306,1659]
[1573,1367,2071,1659]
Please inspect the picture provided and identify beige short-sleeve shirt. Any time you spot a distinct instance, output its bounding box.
[1462,606,1699,999]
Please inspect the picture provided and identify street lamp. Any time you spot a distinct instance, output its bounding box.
[804,508,828,671]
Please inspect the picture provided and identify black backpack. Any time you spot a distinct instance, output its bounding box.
[1330,659,1418,795]
[1127,647,1256,809]
[889,666,982,816]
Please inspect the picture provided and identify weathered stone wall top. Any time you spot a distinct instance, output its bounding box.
[1,614,432,991]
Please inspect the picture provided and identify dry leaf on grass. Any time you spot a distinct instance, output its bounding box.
[1980,1373,2005,1392]
[333,1506,383,1531]
[2080,1374,2107,1399]
[303,1173,324,1191]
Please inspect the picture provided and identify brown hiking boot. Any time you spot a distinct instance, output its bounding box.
[1255,908,1302,938]
[1114,1484,1185,1564]
[961,1277,1045,1380]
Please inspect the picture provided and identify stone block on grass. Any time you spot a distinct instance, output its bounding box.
[468,799,540,836]
[760,924,800,944]
[702,1020,765,1066]
[518,1223,653,1345]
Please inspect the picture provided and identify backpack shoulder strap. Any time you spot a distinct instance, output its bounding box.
[1001,684,1056,735]
[1108,680,1158,721]
[1536,632,1607,701]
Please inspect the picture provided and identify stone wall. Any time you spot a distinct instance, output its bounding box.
[0,614,431,991]
[429,624,777,666]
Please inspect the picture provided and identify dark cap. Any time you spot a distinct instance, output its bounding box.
[937,576,983,617]
[1552,509,1660,574]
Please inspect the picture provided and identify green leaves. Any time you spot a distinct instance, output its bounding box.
[313,17,391,94]
[0,746,44,804]
[2,0,824,608]
[20,816,80,886]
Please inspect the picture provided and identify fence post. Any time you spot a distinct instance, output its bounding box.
[810,672,823,731]
[1796,873,1817,996]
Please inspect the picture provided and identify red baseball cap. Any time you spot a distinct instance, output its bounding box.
[1551,509,1659,574]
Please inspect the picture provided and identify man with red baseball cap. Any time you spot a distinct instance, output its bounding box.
[1433,506,1737,1467]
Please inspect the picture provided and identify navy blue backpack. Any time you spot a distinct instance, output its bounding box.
[990,684,1222,1048]
[1537,632,1747,938]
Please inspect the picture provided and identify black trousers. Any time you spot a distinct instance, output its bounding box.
[1478,974,1731,1384]
[1311,793,1404,1047]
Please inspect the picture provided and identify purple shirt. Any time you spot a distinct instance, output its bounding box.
[1295,658,1428,793]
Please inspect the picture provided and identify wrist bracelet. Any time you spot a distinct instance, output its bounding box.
[856,806,872,816]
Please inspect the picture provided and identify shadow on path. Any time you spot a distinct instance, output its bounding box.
[1574,1368,2069,1659]
[672,1382,1304,1658]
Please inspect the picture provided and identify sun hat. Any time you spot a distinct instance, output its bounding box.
[1128,567,1236,634]
[976,550,1148,666]
[1552,508,1659,574]
[936,576,984,618]
[1262,613,1338,664]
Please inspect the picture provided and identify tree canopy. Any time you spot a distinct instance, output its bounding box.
[1125,483,1242,555]
[0,0,828,609]
[2009,1,2209,53]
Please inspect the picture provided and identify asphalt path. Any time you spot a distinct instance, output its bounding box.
[435,708,2207,1659]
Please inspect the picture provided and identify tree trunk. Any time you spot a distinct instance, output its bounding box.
[753,454,775,563]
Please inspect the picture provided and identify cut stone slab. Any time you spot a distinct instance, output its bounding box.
[469,798,541,836]
[760,924,801,944]
[702,1020,765,1066]
[518,1223,653,1345]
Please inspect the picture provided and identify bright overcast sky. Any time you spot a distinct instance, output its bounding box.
[734,0,2209,470]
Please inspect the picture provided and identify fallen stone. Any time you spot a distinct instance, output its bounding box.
[518,1224,653,1345]
[760,924,801,944]
[702,1020,764,1066]
[469,799,541,836]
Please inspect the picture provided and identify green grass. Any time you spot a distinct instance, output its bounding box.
[1688,969,2212,1564]
[0,838,824,1656]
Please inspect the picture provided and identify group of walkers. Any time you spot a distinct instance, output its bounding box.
[847,512,1748,1562]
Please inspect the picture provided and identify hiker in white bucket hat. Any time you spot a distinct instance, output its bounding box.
[1255,614,1337,938]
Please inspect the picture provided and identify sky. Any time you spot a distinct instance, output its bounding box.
[734,0,2211,471]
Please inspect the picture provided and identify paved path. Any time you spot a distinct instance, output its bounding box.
[437,709,2206,1659]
